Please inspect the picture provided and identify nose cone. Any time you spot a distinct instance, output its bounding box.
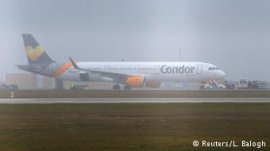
[218,70,226,79]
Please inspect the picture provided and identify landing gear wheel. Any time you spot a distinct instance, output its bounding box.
[55,79,64,90]
[112,84,121,90]
[124,85,132,90]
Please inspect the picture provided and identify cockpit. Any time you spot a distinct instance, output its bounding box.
[204,63,226,80]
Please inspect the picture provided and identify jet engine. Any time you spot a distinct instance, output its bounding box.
[126,76,145,88]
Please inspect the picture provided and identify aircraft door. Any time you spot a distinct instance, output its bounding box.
[155,65,161,75]
[196,64,202,75]
[50,63,56,73]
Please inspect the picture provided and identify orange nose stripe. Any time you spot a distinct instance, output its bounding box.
[53,63,73,78]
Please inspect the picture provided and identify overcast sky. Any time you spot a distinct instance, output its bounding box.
[0,0,270,81]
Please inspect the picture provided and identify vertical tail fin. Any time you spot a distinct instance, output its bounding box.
[22,34,54,65]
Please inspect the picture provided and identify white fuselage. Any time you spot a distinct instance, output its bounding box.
[58,61,226,83]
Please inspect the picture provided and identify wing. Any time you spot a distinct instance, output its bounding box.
[69,57,129,83]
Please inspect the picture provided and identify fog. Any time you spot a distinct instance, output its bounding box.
[0,0,270,81]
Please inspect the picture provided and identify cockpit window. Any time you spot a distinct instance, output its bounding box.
[208,67,219,70]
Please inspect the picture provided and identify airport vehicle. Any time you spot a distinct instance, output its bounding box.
[238,79,249,89]
[205,83,226,89]
[70,84,88,91]
[200,81,227,90]
[0,83,18,91]
[256,81,268,89]
[248,80,268,89]
[223,81,237,89]
[18,34,226,90]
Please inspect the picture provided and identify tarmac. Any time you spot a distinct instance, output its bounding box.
[0,97,270,104]
[1,90,270,98]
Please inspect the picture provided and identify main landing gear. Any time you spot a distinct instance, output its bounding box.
[55,79,64,90]
[112,84,121,90]
[123,85,131,90]
[112,84,132,90]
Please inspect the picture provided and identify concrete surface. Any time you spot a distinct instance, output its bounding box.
[0,97,269,104]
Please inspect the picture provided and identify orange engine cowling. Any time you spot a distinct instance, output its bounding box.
[126,76,145,88]
[145,80,162,88]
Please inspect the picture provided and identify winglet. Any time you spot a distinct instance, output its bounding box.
[69,57,80,69]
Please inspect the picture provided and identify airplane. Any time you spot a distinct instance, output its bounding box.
[18,34,226,90]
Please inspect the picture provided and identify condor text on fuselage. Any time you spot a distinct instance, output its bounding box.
[161,65,195,74]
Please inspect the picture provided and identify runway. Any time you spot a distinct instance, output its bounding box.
[0,98,270,104]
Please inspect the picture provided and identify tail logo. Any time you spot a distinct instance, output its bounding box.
[25,45,44,61]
